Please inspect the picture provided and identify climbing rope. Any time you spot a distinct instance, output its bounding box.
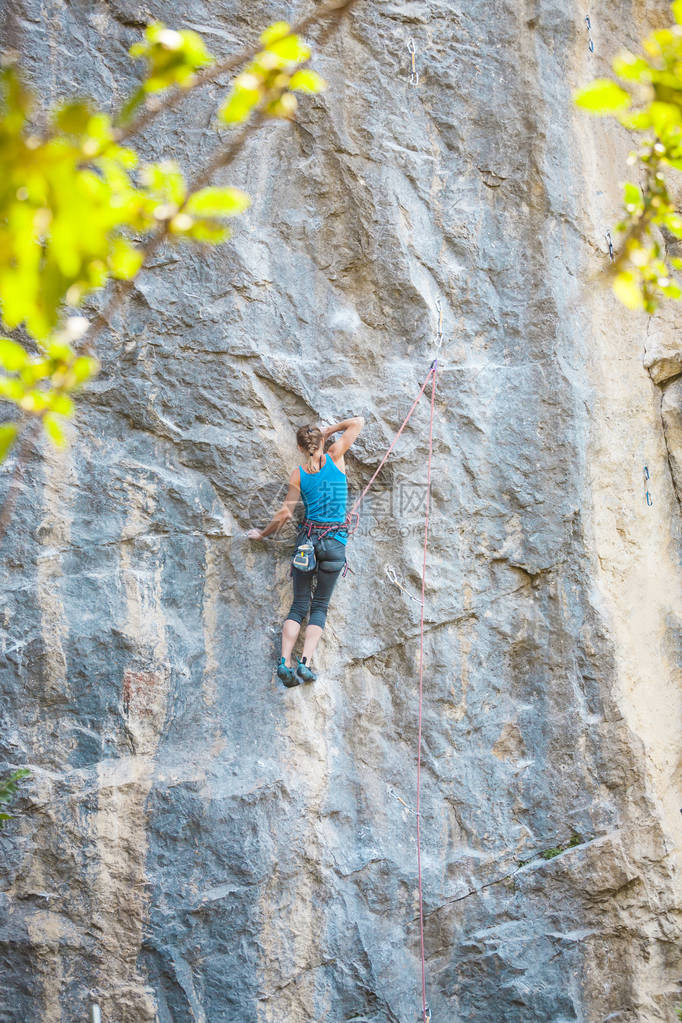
[341,357,438,1021]
[344,361,438,535]
[416,360,437,1023]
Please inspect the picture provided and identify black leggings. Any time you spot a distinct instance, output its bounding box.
[287,536,347,629]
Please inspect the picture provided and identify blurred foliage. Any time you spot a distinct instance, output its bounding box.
[220,21,326,125]
[0,767,29,826]
[575,1,682,312]
[123,24,214,122]
[0,19,325,465]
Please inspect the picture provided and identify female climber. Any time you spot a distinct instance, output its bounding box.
[247,416,365,686]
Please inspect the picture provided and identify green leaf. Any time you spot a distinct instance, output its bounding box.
[55,101,93,136]
[0,378,25,402]
[109,238,144,279]
[0,423,18,462]
[266,34,310,64]
[674,0,682,24]
[619,110,653,130]
[648,28,676,55]
[168,213,195,234]
[185,187,251,217]
[46,340,74,361]
[219,86,260,125]
[20,359,51,385]
[623,181,643,210]
[49,393,75,417]
[140,160,186,205]
[43,412,67,446]
[0,339,28,372]
[613,270,645,309]
[574,79,631,113]
[663,212,682,236]
[612,52,651,82]
[71,356,98,384]
[260,21,291,47]
[289,69,327,94]
[185,221,231,243]
[129,22,213,94]
[649,101,681,135]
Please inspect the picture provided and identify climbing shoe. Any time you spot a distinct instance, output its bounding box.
[277,657,298,688]
[295,658,317,684]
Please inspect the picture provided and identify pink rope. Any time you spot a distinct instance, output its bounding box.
[345,363,437,531]
[342,359,438,1020]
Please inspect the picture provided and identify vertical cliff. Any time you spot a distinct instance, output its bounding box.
[0,1,680,1021]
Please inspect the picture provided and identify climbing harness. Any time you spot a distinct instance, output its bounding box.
[291,519,349,576]
[585,14,595,52]
[407,37,419,86]
[299,518,349,542]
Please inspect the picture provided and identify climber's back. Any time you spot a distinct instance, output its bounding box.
[298,450,348,543]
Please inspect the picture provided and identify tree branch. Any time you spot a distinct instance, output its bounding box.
[0,0,360,542]
[115,0,360,145]
[84,115,260,352]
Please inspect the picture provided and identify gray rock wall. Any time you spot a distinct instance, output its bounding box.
[1,1,680,1021]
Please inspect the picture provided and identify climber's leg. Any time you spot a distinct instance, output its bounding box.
[281,618,301,666]
[300,539,346,666]
[301,624,323,663]
[283,567,313,665]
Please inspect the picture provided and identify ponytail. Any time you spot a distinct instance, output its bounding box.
[296,424,323,469]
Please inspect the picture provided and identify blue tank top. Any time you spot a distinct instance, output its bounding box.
[298,454,348,545]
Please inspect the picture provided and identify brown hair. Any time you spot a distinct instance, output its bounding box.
[296,424,323,464]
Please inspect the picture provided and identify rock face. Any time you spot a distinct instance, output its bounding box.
[1,1,681,1021]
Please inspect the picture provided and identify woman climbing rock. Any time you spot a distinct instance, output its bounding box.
[247,416,365,686]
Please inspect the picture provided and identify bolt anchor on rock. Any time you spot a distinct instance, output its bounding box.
[605,230,614,261]
[407,37,419,86]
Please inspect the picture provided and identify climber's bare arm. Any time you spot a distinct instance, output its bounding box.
[247,469,300,540]
[325,416,365,462]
